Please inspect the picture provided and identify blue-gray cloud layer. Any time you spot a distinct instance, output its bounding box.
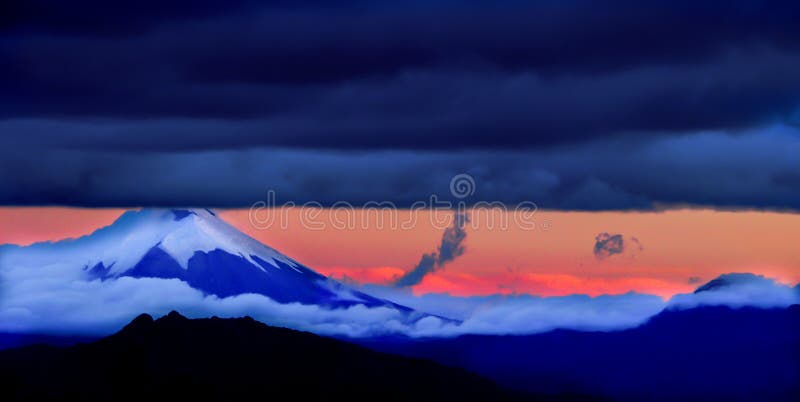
[2,1,800,209]
[1,128,798,209]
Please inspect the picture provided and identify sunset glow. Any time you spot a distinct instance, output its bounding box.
[3,207,797,299]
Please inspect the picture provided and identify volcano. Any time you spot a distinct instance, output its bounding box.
[0,208,403,309]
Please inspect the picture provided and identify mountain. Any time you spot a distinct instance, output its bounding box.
[0,312,599,402]
[0,208,400,309]
[358,305,800,401]
[664,272,800,309]
[693,272,778,293]
[0,333,97,351]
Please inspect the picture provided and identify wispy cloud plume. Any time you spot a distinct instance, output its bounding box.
[394,213,469,287]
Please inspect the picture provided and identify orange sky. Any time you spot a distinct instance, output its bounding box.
[1,207,798,298]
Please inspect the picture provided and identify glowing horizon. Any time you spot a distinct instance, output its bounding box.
[1,207,798,299]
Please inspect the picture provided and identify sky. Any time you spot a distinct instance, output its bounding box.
[1,207,798,298]
[2,1,800,301]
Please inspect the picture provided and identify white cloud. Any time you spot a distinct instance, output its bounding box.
[0,270,664,338]
[668,274,799,310]
[1,250,797,338]
[363,286,666,336]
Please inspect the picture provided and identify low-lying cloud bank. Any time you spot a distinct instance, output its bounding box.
[668,273,800,310]
[0,254,797,338]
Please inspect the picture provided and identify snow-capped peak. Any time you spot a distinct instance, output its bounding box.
[1,208,300,277]
[157,209,300,272]
[0,208,420,326]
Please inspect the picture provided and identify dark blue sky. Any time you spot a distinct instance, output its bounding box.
[1,1,799,209]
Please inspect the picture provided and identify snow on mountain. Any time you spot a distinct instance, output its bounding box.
[2,212,794,338]
[0,209,402,309]
[693,273,777,293]
[668,272,800,309]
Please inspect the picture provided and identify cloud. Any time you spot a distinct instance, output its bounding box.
[594,232,646,260]
[394,213,469,287]
[1,248,798,338]
[0,265,662,338]
[0,275,413,337]
[0,245,418,337]
[594,233,624,259]
[630,237,643,251]
[2,2,800,149]
[669,274,800,310]
[2,2,800,210]
[443,293,665,336]
[0,128,799,210]
[4,53,800,150]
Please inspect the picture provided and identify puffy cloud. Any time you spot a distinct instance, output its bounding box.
[0,269,663,338]
[0,276,415,337]
[1,241,797,338]
[361,286,666,336]
[593,233,645,260]
[593,233,625,260]
[668,273,800,310]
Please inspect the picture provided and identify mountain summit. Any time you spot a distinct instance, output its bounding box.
[693,273,777,293]
[664,272,800,310]
[0,312,529,402]
[1,208,400,309]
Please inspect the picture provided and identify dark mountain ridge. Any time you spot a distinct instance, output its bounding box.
[0,311,598,402]
[357,305,800,402]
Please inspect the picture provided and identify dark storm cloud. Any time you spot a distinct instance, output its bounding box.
[772,171,800,188]
[2,1,800,209]
[0,0,260,35]
[395,213,469,288]
[0,128,798,210]
[6,1,800,74]
[2,1,800,150]
[4,50,800,151]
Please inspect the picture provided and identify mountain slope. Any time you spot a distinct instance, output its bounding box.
[693,273,769,293]
[0,208,399,309]
[359,305,800,401]
[0,312,594,402]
